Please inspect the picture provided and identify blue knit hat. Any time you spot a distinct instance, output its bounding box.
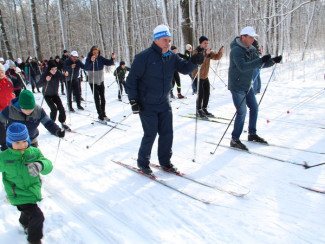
[6,122,31,148]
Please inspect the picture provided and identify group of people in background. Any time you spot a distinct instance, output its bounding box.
[0,24,282,244]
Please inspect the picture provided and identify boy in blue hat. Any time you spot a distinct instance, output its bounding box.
[0,122,53,244]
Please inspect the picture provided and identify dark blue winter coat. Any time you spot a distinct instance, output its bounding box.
[63,57,85,81]
[84,46,115,85]
[228,37,273,91]
[38,70,65,96]
[126,42,197,105]
[0,98,60,140]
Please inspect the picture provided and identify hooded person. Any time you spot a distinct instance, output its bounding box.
[0,90,65,151]
[0,122,53,244]
[84,46,115,121]
[0,63,16,150]
[5,60,25,97]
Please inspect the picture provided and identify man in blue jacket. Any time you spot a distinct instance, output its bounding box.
[228,26,282,150]
[126,24,204,175]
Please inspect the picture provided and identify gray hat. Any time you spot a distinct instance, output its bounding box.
[8,60,16,68]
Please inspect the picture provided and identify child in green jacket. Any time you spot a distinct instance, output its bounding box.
[0,122,53,244]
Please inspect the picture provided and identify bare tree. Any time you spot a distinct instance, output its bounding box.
[301,1,316,60]
[57,0,67,50]
[29,0,43,60]
[180,0,193,47]
[0,9,13,60]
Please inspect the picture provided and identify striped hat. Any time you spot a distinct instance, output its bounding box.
[153,25,172,40]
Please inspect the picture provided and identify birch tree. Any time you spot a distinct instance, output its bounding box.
[57,0,67,50]
[180,0,193,47]
[0,9,13,60]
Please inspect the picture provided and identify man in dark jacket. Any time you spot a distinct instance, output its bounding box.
[114,61,130,101]
[25,57,40,93]
[228,26,282,150]
[0,90,65,150]
[126,24,204,175]
[63,51,85,112]
[39,60,70,130]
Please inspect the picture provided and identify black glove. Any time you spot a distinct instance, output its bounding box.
[56,128,65,138]
[261,54,271,63]
[191,53,205,65]
[272,55,282,63]
[130,100,140,114]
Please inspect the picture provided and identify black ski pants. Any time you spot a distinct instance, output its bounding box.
[196,78,210,110]
[171,71,181,93]
[44,95,66,123]
[89,82,106,119]
[67,79,81,108]
[17,203,44,243]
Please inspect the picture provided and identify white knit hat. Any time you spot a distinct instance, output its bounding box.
[153,25,172,40]
[186,44,192,51]
[0,57,4,62]
[0,63,4,72]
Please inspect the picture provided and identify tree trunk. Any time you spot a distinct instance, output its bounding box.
[57,0,67,51]
[29,0,43,60]
[0,9,13,60]
[301,1,316,61]
[119,0,130,63]
[180,0,193,47]
[13,1,23,58]
[19,0,31,59]
[96,0,107,56]
[43,0,53,57]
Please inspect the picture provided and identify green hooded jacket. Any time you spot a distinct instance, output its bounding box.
[0,146,53,206]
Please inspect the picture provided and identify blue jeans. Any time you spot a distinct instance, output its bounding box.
[138,101,173,168]
[252,68,261,94]
[230,89,258,140]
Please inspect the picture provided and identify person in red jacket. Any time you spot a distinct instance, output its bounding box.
[0,63,15,150]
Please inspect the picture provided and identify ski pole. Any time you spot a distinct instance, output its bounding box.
[193,65,201,162]
[258,63,277,106]
[40,79,50,107]
[176,71,199,110]
[304,161,325,169]
[210,66,227,87]
[210,64,265,155]
[64,75,72,125]
[53,138,62,164]
[85,75,88,107]
[16,72,28,90]
[86,112,132,149]
[107,80,116,88]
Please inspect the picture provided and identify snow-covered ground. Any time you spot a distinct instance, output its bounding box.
[1,51,325,244]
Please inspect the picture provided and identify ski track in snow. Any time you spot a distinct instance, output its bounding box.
[1,53,325,243]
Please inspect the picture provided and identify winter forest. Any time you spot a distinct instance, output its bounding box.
[0,0,324,64]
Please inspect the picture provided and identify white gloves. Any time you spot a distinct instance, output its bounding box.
[15,67,21,73]
[26,162,43,177]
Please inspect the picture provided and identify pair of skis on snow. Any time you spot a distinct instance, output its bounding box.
[111,160,250,205]
[112,160,325,204]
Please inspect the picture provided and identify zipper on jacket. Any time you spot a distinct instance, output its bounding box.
[12,184,17,198]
